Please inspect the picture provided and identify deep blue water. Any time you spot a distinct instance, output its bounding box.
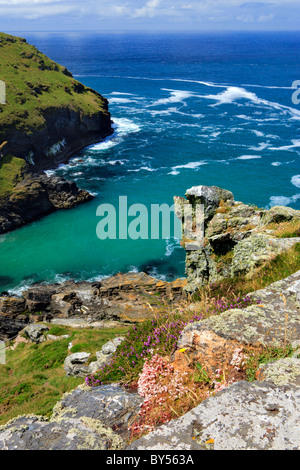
[1,31,300,294]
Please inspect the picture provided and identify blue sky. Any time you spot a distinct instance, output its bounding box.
[0,0,299,32]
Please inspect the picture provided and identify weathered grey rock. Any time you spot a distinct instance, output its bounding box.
[257,358,300,387]
[51,384,143,442]
[47,334,69,341]
[64,352,91,377]
[173,269,300,379]
[261,206,300,225]
[101,336,125,355]
[23,324,49,343]
[127,381,300,450]
[231,234,300,278]
[88,337,125,374]
[185,185,234,222]
[0,414,123,450]
[0,383,142,450]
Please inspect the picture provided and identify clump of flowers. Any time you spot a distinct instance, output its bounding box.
[129,354,197,440]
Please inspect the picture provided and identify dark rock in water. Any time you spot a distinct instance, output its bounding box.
[0,173,94,235]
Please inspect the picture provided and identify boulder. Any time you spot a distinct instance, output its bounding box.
[127,380,300,450]
[0,384,143,450]
[22,324,49,343]
[64,352,91,377]
[185,185,234,222]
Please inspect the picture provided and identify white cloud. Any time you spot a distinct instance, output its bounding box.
[133,0,161,18]
[0,0,299,29]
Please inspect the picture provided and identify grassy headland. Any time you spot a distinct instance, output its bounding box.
[0,32,109,133]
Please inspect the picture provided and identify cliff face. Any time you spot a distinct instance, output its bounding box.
[2,105,112,172]
[0,32,113,170]
[0,32,113,232]
[175,185,300,293]
[0,174,94,235]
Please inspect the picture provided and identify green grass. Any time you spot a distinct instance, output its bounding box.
[0,154,29,198]
[0,32,109,135]
[0,324,128,425]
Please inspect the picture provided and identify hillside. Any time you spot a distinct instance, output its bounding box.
[0,32,113,233]
[0,33,112,168]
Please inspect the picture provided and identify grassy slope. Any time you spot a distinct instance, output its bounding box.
[0,32,109,133]
[0,32,109,198]
[0,325,128,425]
[0,154,29,198]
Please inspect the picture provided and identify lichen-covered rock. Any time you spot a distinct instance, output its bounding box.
[0,415,123,450]
[261,206,300,225]
[256,357,300,387]
[23,324,49,343]
[88,337,125,374]
[231,234,300,278]
[64,352,91,377]
[127,381,300,450]
[0,384,143,450]
[175,185,300,291]
[185,185,234,222]
[51,384,143,443]
[174,270,300,378]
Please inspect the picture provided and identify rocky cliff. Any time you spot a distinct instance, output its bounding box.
[0,32,113,233]
[174,185,300,292]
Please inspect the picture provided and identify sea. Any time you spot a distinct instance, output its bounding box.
[1,31,300,294]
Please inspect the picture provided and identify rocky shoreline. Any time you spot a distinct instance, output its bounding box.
[0,268,299,450]
[0,32,114,234]
[0,173,94,235]
[0,272,186,341]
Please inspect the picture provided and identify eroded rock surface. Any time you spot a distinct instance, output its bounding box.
[175,185,300,292]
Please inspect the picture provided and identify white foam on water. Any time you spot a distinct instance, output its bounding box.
[127,166,158,173]
[169,161,208,175]
[165,237,181,257]
[268,193,300,208]
[198,86,300,120]
[251,129,265,137]
[291,175,300,188]
[271,162,282,166]
[107,159,128,166]
[269,140,300,151]
[109,97,137,104]
[237,155,262,160]
[148,107,180,117]
[249,142,269,151]
[149,89,194,107]
[110,92,136,96]
[88,118,141,153]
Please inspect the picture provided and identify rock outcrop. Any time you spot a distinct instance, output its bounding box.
[128,379,299,450]
[0,32,113,233]
[0,173,94,234]
[175,185,300,292]
[0,384,142,450]
[0,272,186,341]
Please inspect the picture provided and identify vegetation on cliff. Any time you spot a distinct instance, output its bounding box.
[0,32,112,231]
[0,32,109,133]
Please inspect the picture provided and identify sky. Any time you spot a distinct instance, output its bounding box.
[0,0,299,32]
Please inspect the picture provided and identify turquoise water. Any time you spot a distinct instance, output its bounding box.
[1,32,300,294]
